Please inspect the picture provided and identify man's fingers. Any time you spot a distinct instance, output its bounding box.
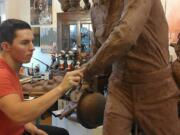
[70,80,80,87]
[72,76,81,82]
[79,66,86,72]
[65,76,81,87]
[69,69,84,78]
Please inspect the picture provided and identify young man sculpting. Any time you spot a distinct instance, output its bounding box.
[0,19,83,135]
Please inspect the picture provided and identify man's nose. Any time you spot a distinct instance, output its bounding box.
[29,42,35,51]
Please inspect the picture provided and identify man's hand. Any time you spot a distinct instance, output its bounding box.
[24,123,48,135]
[58,69,84,93]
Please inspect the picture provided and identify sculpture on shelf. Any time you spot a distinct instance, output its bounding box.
[59,0,69,12]
[68,0,82,12]
[58,0,91,12]
[83,0,91,10]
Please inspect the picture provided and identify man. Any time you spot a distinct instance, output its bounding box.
[0,19,83,135]
[83,0,180,135]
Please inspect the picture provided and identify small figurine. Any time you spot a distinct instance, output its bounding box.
[66,54,73,70]
[59,50,66,70]
[59,54,65,70]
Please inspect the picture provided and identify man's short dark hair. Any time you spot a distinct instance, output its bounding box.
[0,19,31,46]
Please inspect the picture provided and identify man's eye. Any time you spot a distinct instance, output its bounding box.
[21,41,29,45]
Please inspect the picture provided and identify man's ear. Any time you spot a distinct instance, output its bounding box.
[0,42,11,52]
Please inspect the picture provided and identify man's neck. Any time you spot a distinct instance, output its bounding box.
[0,53,21,73]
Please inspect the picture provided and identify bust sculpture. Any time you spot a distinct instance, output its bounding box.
[58,0,91,12]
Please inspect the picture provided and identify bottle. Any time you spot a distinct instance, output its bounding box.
[66,54,73,70]
[59,55,65,70]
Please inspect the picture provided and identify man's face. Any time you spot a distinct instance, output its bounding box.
[8,29,35,64]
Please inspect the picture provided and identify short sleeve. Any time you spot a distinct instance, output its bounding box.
[0,70,18,97]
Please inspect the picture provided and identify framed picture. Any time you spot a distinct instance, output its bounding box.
[40,27,57,53]
[30,0,52,25]
[32,27,40,47]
